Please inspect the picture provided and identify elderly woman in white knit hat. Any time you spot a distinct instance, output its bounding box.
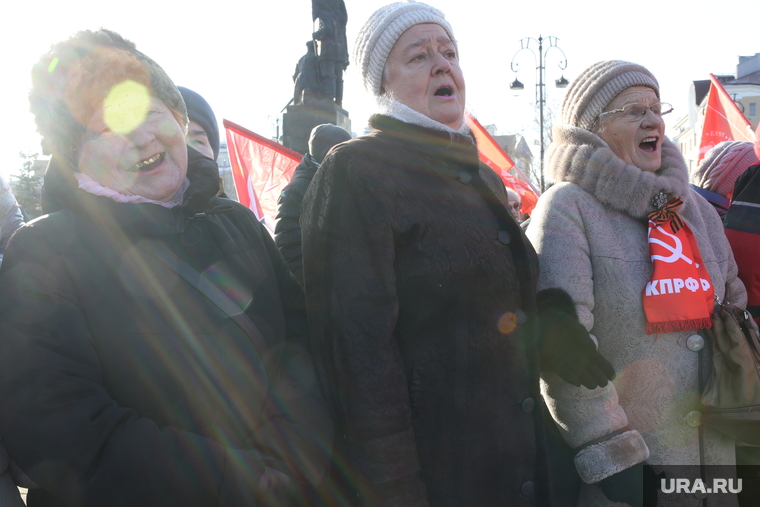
[300,2,616,506]
[526,61,748,507]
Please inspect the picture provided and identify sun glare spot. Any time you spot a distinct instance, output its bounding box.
[48,57,59,73]
[159,119,178,136]
[497,312,517,334]
[103,80,150,135]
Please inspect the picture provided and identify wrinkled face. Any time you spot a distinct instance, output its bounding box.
[382,23,466,129]
[78,96,188,202]
[508,199,521,222]
[596,86,665,172]
[187,120,215,160]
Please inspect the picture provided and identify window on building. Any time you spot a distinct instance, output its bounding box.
[751,103,757,118]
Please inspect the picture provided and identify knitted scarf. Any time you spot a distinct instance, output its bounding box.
[374,97,471,136]
[548,125,714,333]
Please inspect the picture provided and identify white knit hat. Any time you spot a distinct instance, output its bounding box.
[561,60,659,131]
[354,1,457,96]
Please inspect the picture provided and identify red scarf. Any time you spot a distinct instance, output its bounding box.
[643,193,714,334]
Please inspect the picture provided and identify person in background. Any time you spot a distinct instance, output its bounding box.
[301,3,612,506]
[275,123,350,286]
[724,137,760,326]
[506,187,522,223]
[0,29,331,507]
[178,86,220,162]
[177,86,233,199]
[691,141,758,219]
[0,177,26,507]
[0,175,24,268]
[527,60,746,507]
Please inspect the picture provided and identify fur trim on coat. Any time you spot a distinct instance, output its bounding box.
[528,126,746,507]
[547,125,689,218]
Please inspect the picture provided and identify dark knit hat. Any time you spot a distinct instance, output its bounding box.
[692,141,758,197]
[354,1,457,96]
[179,87,220,160]
[29,29,187,172]
[561,60,659,131]
[308,124,351,163]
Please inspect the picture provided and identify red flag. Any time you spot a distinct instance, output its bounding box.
[697,74,756,163]
[465,113,540,214]
[224,119,301,230]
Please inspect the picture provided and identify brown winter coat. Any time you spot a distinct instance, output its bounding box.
[301,115,557,507]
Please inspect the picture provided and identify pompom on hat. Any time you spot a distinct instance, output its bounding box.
[354,1,457,96]
[561,60,659,131]
[29,29,187,171]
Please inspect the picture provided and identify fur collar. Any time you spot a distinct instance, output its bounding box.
[547,124,689,219]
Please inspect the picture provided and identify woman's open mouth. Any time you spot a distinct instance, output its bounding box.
[130,152,165,172]
[639,137,659,153]
[434,85,453,97]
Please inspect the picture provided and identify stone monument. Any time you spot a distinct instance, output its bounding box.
[282,0,350,155]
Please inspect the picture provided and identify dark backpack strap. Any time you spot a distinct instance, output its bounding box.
[144,239,270,358]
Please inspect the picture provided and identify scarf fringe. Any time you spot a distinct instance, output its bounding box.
[646,318,713,335]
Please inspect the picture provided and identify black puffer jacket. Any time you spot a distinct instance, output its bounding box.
[301,115,554,507]
[0,149,331,507]
[275,154,320,285]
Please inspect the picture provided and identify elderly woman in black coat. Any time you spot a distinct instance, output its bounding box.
[0,29,330,507]
[300,3,614,507]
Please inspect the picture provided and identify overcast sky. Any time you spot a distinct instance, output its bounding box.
[1,0,756,182]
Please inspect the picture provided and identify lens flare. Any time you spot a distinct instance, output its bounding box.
[103,80,150,135]
[497,312,518,334]
[48,57,59,73]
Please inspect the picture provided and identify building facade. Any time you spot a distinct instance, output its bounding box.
[673,53,760,173]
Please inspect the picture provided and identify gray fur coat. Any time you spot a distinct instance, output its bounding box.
[527,125,746,507]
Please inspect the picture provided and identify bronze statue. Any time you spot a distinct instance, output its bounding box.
[293,41,320,106]
[311,0,348,105]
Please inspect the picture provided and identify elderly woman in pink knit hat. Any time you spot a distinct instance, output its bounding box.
[691,141,759,218]
[527,61,748,507]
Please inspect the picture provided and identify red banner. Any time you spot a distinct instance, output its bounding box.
[224,119,301,230]
[465,114,540,214]
[697,74,756,164]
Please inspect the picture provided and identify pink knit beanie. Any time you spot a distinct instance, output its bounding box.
[692,141,759,198]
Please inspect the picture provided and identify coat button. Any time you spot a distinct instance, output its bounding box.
[520,481,536,497]
[458,171,472,184]
[498,230,511,244]
[685,411,702,427]
[686,334,704,352]
[514,309,528,325]
[521,397,535,413]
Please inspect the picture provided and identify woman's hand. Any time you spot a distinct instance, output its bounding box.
[538,308,616,389]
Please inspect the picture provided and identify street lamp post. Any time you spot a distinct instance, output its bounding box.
[510,35,568,193]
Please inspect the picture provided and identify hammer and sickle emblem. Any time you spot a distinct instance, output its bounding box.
[647,224,693,264]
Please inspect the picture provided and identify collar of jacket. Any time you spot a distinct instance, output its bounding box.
[294,154,320,180]
[547,124,690,220]
[369,114,480,175]
[41,146,221,236]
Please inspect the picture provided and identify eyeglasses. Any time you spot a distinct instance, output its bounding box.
[508,203,521,211]
[597,102,674,123]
